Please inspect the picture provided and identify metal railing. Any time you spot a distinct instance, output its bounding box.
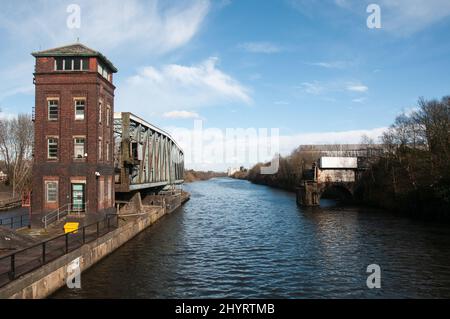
[0,197,22,211]
[0,214,119,288]
[0,214,30,230]
[42,202,89,228]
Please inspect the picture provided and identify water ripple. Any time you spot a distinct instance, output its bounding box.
[53,178,450,299]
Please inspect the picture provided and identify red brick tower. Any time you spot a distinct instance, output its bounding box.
[31,43,117,216]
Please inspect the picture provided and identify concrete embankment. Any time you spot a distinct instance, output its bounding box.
[0,191,190,299]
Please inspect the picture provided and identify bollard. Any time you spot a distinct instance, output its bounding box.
[10,254,15,280]
[42,242,46,264]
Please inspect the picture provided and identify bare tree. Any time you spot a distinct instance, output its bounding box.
[0,114,33,196]
[0,117,13,179]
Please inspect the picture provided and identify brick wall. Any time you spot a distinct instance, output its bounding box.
[32,56,116,214]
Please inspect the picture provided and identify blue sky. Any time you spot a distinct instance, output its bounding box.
[1,0,450,170]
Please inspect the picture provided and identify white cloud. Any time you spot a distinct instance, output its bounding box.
[0,85,34,101]
[335,0,450,35]
[117,57,251,118]
[274,101,290,105]
[346,84,368,93]
[308,61,351,69]
[238,42,282,54]
[378,0,450,35]
[0,0,211,107]
[0,0,210,54]
[352,98,366,103]
[0,110,18,120]
[0,61,34,101]
[163,110,200,119]
[249,73,262,81]
[291,0,450,35]
[298,81,325,95]
[334,0,349,7]
[298,81,369,97]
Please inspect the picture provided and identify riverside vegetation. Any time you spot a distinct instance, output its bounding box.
[184,170,227,183]
[238,96,450,221]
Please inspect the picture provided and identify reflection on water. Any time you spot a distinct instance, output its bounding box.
[53,178,450,298]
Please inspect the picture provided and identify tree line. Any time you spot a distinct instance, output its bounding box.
[360,96,450,219]
[239,96,450,220]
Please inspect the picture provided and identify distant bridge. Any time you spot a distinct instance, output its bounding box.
[296,156,362,207]
[113,112,184,193]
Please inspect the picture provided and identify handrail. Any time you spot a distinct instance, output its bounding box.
[0,197,21,211]
[0,213,119,287]
[0,197,21,205]
[42,201,89,228]
[42,203,71,229]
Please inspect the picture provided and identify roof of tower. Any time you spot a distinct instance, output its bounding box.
[32,43,117,73]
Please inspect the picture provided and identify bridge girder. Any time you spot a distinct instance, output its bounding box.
[113,112,184,193]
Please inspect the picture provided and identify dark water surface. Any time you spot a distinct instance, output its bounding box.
[53,178,450,298]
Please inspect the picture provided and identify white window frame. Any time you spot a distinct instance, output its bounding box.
[63,58,74,71]
[55,58,87,71]
[74,137,86,159]
[106,141,110,162]
[106,105,110,127]
[99,101,103,124]
[45,181,58,203]
[97,64,103,76]
[47,99,59,121]
[74,99,86,120]
[47,138,58,159]
[98,137,103,161]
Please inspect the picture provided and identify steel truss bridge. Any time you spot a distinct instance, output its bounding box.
[113,112,184,192]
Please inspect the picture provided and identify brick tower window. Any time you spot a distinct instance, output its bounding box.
[106,105,110,127]
[97,63,112,82]
[45,181,58,203]
[98,137,103,160]
[99,101,102,123]
[74,138,86,159]
[48,100,59,120]
[55,57,89,71]
[75,99,86,120]
[47,138,58,159]
[106,142,110,162]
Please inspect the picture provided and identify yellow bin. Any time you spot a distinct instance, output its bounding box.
[64,222,79,234]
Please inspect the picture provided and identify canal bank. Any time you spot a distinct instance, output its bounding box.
[0,191,189,299]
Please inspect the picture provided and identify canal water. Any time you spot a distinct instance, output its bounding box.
[53,178,450,298]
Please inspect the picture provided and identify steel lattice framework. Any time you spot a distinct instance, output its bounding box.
[113,112,184,192]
